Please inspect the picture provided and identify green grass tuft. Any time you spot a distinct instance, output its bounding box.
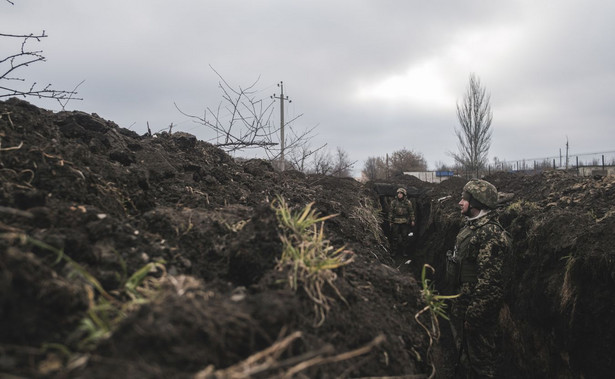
[272,196,354,327]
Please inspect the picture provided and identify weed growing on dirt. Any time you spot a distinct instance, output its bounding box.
[415,264,460,379]
[78,259,165,350]
[1,232,166,351]
[272,196,355,327]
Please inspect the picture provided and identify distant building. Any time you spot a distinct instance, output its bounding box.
[404,171,455,183]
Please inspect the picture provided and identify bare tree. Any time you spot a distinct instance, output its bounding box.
[303,146,356,177]
[361,149,426,180]
[1,2,80,104]
[176,67,323,170]
[362,156,385,181]
[312,149,334,175]
[276,120,323,171]
[452,73,493,175]
[390,148,427,175]
[287,142,327,173]
[331,146,355,178]
[175,68,278,152]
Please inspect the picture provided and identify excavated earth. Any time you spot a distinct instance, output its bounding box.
[1,97,615,378]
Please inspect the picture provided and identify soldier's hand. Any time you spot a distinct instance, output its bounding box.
[411,221,415,227]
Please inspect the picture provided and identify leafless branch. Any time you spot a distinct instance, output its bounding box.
[287,142,327,172]
[57,79,85,110]
[0,31,46,39]
[175,66,279,153]
[175,68,321,166]
[1,14,81,101]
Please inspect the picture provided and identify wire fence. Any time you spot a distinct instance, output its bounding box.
[457,150,615,179]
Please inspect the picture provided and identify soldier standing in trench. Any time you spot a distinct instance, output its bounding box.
[446,179,512,378]
[388,187,415,256]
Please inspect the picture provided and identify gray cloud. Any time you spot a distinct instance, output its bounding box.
[3,0,614,173]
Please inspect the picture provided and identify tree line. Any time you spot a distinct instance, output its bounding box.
[362,149,427,181]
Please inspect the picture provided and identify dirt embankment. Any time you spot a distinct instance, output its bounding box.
[414,170,615,378]
[1,98,432,378]
[2,98,614,378]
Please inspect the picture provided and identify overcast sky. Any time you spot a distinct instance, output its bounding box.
[3,1,615,174]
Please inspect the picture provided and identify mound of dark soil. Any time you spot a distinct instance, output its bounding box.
[3,98,614,379]
[0,98,431,378]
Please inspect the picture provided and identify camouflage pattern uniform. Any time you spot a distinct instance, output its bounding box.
[447,180,512,378]
[389,188,415,255]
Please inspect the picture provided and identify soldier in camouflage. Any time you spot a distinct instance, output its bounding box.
[389,187,415,256]
[446,179,512,378]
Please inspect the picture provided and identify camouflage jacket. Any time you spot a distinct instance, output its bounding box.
[452,211,512,324]
[389,197,415,224]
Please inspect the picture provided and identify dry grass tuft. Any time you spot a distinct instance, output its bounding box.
[194,330,385,379]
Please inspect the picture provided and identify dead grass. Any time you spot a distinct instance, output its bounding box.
[193,330,385,379]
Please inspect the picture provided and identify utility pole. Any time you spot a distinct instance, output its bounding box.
[271,81,291,171]
[565,137,569,170]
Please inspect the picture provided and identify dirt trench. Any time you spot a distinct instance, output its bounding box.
[404,171,615,379]
[1,98,614,378]
[1,98,430,378]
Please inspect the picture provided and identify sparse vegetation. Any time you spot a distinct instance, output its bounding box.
[1,232,166,351]
[415,264,459,379]
[272,196,355,327]
[194,331,385,379]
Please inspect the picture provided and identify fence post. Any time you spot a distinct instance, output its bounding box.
[603,155,605,170]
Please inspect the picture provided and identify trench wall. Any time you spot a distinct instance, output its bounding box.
[413,182,615,379]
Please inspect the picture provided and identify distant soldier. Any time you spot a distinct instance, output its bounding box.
[388,187,415,256]
[446,179,512,378]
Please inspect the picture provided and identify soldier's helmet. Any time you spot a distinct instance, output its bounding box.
[463,179,498,209]
[396,187,407,196]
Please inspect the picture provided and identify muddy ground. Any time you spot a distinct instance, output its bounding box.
[1,98,614,378]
